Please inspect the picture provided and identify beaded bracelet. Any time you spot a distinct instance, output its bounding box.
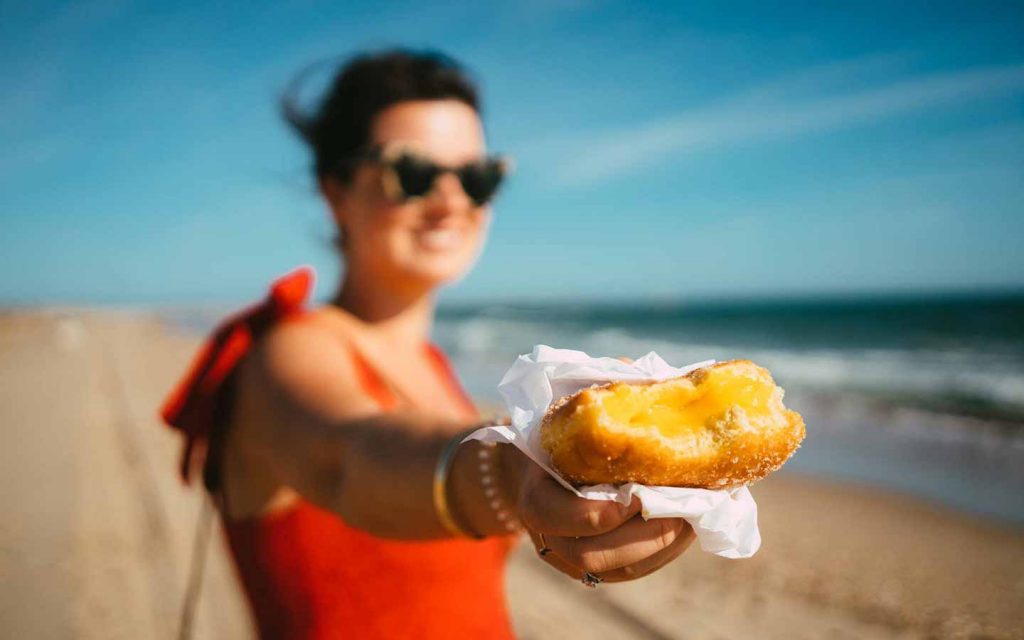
[477,441,523,534]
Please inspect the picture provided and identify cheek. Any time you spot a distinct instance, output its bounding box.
[344,208,405,265]
[340,171,405,246]
[468,211,491,250]
[450,210,492,270]
[345,183,407,245]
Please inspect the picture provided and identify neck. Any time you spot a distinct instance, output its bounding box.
[332,265,436,349]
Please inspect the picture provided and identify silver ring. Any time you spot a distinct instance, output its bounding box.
[537,532,552,556]
[582,571,603,588]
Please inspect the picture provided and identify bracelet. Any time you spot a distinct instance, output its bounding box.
[433,428,484,539]
[478,441,523,534]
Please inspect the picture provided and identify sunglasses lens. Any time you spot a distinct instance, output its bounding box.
[458,160,505,206]
[393,154,439,199]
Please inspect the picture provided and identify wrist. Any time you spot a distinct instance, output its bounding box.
[434,428,482,539]
[448,439,524,538]
[496,442,528,510]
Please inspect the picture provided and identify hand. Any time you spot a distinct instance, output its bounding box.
[511,455,694,584]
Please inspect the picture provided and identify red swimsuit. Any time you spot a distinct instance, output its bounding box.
[161,268,516,639]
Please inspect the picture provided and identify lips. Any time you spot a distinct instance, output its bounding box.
[415,228,465,252]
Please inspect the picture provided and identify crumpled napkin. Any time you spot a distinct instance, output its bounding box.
[461,345,761,558]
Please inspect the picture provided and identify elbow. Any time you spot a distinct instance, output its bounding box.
[329,465,395,536]
[293,440,392,535]
[280,435,350,517]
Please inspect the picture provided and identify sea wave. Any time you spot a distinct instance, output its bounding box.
[433,314,1024,422]
[158,298,1024,422]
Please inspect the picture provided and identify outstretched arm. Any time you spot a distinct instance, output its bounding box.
[231,318,694,580]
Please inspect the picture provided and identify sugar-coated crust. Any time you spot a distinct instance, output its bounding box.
[539,360,805,488]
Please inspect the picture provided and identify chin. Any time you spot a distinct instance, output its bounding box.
[402,253,477,288]
[407,265,471,289]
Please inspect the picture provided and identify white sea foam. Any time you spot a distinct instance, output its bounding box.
[433,314,1024,420]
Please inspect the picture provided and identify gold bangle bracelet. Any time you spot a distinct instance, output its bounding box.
[433,427,484,539]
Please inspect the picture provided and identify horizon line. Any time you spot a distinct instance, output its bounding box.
[4,282,1023,312]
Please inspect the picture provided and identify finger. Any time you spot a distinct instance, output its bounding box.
[527,528,551,557]
[528,528,585,577]
[528,529,586,580]
[518,467,642,537]
[598,520,696,583]
[545,515,688,575]
[529,524,695,586]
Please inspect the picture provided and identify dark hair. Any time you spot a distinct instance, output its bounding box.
[282,48,481,183]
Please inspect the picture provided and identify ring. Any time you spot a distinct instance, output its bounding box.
[581,571,603,588]
[537,532,551,557]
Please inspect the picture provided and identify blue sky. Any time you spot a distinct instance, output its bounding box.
[2,0,1022,305]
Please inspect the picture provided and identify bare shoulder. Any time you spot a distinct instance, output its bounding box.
[251,309,352,378]
[238,307,376,419]
[225,308,376,506]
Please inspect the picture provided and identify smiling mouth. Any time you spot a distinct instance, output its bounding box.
[416,228,465,251]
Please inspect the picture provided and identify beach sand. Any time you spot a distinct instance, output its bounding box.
[2,310,1021,639]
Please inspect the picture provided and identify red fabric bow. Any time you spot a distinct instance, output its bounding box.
[160,266,315,485]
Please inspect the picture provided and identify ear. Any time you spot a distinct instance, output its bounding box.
[319,175,344,208]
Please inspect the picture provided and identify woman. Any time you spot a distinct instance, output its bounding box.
[163,49,695,639]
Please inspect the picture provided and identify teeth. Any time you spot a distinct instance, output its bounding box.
[418,229,463,251]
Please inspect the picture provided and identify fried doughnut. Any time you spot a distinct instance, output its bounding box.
[539,360,805,488]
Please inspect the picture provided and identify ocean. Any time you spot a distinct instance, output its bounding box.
[434,293,1024,422]
[162,292,1024,523]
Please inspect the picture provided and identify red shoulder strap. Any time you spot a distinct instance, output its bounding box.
[425,343,478,419]
[160,266,315,484]
[349,348,399,411]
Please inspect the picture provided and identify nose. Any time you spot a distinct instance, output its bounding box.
[424,171,474,217]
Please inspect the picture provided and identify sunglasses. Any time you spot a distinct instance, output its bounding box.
[348,143,512,207]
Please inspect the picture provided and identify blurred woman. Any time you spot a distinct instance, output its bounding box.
[162,49,695,639]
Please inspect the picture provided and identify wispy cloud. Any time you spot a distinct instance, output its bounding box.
[550,62,1024,186]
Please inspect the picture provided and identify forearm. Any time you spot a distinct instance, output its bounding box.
[278,411,524,540]
[278,411,454,538]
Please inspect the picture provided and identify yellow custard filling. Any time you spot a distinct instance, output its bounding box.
[541,359,805,487]
[596,367,775,437]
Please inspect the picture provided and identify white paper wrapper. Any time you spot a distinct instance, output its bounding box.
[461,345,761,559]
